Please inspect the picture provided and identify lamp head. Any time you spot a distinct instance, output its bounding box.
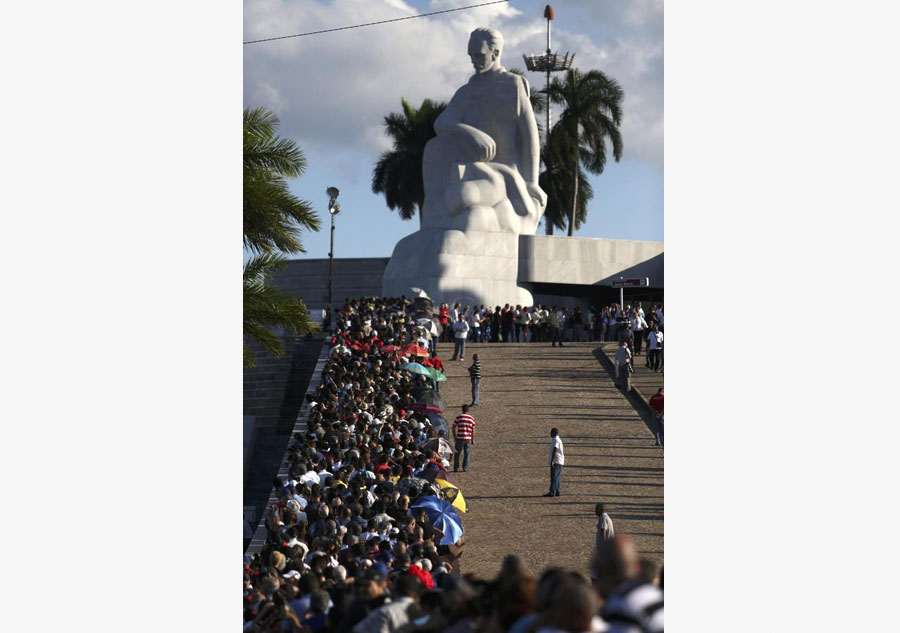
[327,186,341,214]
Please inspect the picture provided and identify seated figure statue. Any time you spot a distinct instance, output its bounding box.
[422,27,547,234]
[383,27,547,307]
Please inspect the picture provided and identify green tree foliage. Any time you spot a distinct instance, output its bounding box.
[372,98,447,228]
[243,107,321,366]
[244,107,320,253]
[545,69,624,236]
[540,124,593,235]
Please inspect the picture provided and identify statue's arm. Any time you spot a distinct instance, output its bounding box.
[516,75,541,184]
[516,76,546,211]
[434,88,496,161]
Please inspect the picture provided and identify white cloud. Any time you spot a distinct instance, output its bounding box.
[244,0,663,182]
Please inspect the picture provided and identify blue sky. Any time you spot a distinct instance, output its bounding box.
[244,0,663,260]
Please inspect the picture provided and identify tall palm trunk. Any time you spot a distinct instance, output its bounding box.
[418,198,425,229]
[545,220,554,235]
[568,149,579,236]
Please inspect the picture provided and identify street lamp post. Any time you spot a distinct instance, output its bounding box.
[523,5,575,146]
[326,187,341,330]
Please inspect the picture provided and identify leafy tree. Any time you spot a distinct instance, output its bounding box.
[243,107,321,366]
[540,124,593,234]
[512,68,591,235]
[372,98,447,228]
[545,69,624,236]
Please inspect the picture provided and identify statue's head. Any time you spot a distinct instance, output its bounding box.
[468,27,503,74]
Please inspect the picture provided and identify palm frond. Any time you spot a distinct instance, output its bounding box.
[372,98,446,225]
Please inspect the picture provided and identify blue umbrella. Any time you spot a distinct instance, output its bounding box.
[401,362,431,377]
[410,496,463,546]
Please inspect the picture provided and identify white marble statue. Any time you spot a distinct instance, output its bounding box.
[422,27,547,234]
[382,28,548,306]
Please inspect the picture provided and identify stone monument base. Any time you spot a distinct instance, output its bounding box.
[382,229,532,307]
[382,231,664,308]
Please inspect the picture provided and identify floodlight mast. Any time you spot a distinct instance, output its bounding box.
[523,5,575,146]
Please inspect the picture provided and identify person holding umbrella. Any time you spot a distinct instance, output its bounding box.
[426,351,445,395]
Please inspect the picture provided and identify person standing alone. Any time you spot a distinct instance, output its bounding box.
[451,313,469,361]
[649,387,664,447]
[452,405,476,472]
[595,503,615,550]
[468,353,482,406]
[543,427,565,497]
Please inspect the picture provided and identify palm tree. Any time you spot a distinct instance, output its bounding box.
[511,68,592,235]
[244,107,320,253]
[540,124,593,234]
[372,98,446,228]
[243,253,316,367]
[545,69,624,236]
[243,107,321,366]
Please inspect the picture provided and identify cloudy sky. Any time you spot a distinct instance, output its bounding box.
[244,0,663,260]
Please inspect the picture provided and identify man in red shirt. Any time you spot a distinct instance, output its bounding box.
[452,404,476,472]
[648,387,663,447]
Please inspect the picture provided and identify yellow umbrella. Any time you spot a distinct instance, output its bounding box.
[435,478,467,514]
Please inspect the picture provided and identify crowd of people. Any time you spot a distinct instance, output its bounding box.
[436,302,663,352]
[244,295,663,633]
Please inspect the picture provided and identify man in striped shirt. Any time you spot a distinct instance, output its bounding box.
[467,354,482,406]
[452,405,476,472]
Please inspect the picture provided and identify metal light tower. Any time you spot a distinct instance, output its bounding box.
[326,186,341,330]
[523,5,575,144]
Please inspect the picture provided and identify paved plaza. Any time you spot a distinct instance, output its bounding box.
[435,341,664,578]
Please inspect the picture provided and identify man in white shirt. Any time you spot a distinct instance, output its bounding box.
[543,428,565,497]
[595,503,615,550]
[631,311,648,356]
[646,325,663,372]
[469,307,482,342]
[450,313,470,361]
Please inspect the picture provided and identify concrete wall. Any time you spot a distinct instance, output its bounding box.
[518,235,664,287]
[273,257,390,316]
[274,237,662,315]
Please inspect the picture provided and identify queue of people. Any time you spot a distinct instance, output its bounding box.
[436,302,664,351]
[244,295,663,633]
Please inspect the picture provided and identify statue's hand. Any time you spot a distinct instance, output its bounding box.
[527,182,547,211]
[468,129,496,162]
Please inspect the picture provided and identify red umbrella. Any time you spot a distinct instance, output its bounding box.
[381,345,399,354]
[411,402,443,414]
[403,344,428,357]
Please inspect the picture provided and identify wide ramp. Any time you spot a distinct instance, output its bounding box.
[437,341,663,578]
